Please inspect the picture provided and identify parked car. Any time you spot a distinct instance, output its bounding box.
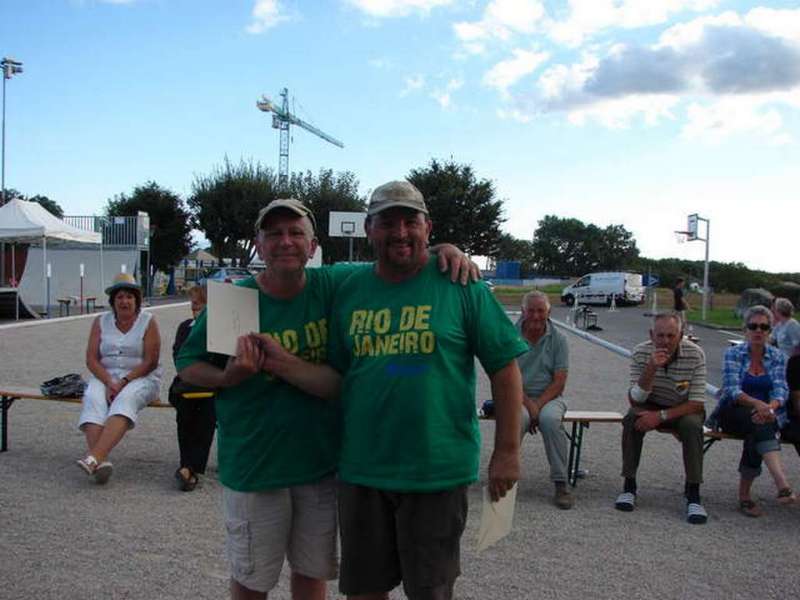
[197,267,252,286]
[561,272,644,306]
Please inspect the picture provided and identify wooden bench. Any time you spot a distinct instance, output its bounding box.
[480,409,625,487]
[0,386,172,453]
[702,428,798,453]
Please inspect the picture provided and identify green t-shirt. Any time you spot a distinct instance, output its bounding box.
[329,255,528,492]
[176,266,357,492]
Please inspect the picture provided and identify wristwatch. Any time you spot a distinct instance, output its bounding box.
[659,409,668,422]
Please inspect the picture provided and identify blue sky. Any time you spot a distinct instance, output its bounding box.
[2,0,799,273]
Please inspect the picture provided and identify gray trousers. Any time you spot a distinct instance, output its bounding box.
[521,398,568,483]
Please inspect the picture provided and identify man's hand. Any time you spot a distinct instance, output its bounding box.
[434,244,481,285]
[251,333,296,377]
[648,348,671,369]
[523,398,540,434]
[221,335,264,388]
[488,448,520,502]
[634,410,662,432]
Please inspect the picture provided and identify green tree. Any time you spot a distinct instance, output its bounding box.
[532,216,639,276]
[493,233,536,277]
[289,169,367,263]
[188,158,280,265]
[407,159,504,256]
[27,194,64,218]
[106,181,192,273]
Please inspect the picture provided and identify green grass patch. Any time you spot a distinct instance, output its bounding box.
[687,307,741,329]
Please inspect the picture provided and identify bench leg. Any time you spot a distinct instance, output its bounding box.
[566,421,588,488]
[1,395,17,453]
[703,438,717,454]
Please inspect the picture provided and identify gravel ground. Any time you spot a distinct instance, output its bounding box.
[1,304,799,600]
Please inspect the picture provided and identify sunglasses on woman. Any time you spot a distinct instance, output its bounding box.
[746,323,771,331]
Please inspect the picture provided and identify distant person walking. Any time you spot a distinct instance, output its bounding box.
[673,278,690,333]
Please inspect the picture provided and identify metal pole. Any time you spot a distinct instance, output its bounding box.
[2,71,6,203]
[702,218,710,322]
[348,237,353,262]
[1,73,6,285]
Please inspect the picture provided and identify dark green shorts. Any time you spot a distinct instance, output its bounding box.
[338,482,468,598]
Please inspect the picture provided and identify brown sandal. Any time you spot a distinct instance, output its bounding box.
[739,499,762,518]
[777,488,795,505]
[175,467,198,492]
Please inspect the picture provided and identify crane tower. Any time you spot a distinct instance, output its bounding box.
[256,88,344,191]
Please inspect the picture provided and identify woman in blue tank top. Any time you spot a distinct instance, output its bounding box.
[714,305,794,517]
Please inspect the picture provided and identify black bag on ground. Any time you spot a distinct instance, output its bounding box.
[41,373,87,397]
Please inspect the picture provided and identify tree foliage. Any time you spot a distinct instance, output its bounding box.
[28,194,64,218]
[188,158,280,265]
[493,233,536,277]
[407,159,504,256]
[632,256,800,295]
[106,181,192,273]
[288,169,367,264]
[3,189,64,218]
[532,215,639,276]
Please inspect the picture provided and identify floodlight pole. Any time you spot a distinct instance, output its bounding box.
[1,57,23,288]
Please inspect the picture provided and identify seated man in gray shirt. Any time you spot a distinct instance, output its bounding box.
[517,291,573,509]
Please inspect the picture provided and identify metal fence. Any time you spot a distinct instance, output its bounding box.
[63,214,149,248]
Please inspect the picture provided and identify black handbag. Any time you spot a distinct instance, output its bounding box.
[41,373,87,397]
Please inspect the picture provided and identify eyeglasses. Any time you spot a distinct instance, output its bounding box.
[746,323,771,332]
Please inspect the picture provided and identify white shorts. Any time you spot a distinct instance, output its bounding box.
[222,476,338,593]
[78,376,158,430]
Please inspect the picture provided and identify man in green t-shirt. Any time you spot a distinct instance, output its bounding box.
[177,198,477,600]
[262,181,527,600]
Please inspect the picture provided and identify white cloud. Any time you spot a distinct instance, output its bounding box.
[502,10,800,141]
[345,0,454,18]
[454,0,545,53]
[548,0,720,47]
[401,74,426,96]
[496,107,532,123]
[746,7,800,43]
[430,77,463,108]
[483,49,549,95]
[682,95,795,145]
[566,94,681,128]
[246,0,290,34]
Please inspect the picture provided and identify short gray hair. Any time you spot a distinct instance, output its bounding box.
[651,311,681,330]
[774,297,794,318]
[521,290,550,310]
[744,305,773,327]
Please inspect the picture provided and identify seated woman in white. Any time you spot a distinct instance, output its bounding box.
[77,272,161,484]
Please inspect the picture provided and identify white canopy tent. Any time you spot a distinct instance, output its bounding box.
[0,199,102,317]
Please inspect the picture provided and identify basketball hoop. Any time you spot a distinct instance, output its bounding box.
[674,230,690,244]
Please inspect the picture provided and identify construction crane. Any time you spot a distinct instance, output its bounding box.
[257,88,344,191]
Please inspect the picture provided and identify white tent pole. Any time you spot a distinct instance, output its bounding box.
[42,235,46,315]
[12,242,17,320]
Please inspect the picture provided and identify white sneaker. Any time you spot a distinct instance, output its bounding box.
[614,492,636,512]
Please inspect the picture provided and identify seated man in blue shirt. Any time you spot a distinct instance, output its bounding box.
[517,291,573,509]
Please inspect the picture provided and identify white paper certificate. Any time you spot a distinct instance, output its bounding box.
[206,281,259,356]
[476,484,517,552]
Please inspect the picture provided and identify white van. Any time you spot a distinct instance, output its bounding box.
[560,272,645,306]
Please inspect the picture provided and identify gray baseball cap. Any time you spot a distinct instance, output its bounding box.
[254,198,316,234]
[367,181,428,216]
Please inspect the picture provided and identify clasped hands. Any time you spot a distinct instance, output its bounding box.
[750,400,776,425]
[221,333,293,387]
